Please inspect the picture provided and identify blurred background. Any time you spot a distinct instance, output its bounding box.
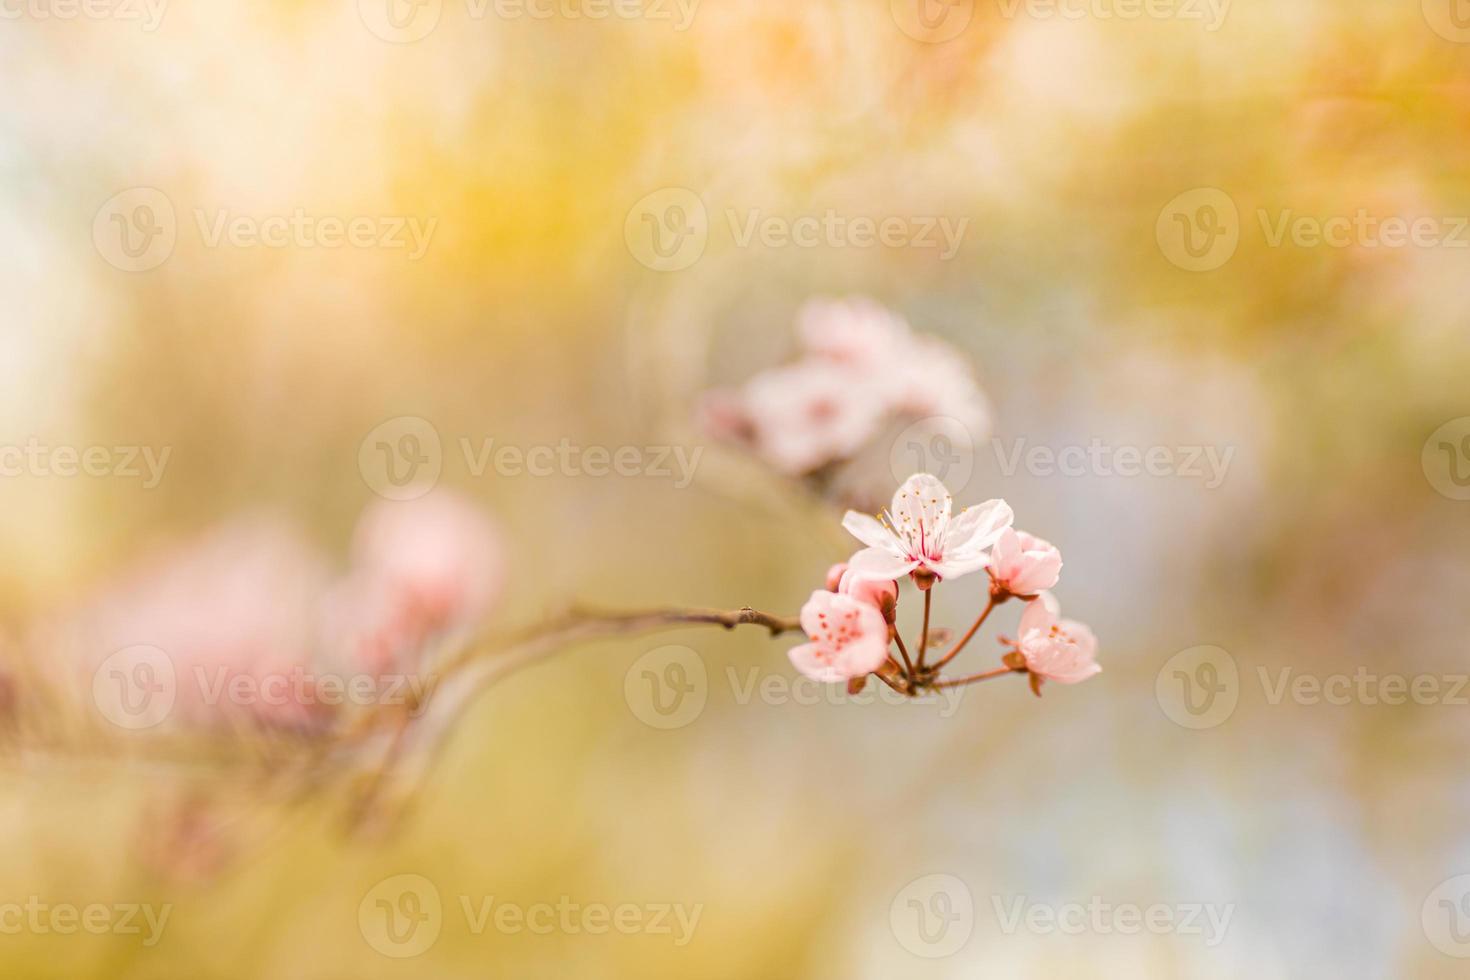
[3,0,1470,975]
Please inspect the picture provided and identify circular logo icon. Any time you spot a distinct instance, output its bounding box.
[359,416,443,501]
[1422,417,1470,501]
[359,874,442,957]
[1423,0,1470,43]
[889,415,978,496]
[890,0,973,43]
[357,0,442,42]
[1156,187,1240,272]
[93,187,176,272]
[624,188,708,272]
[1156,645,1239,730]
[889,873,974,958]
[624,645,707,730]
[1423,874,1470,957]
[92,645,176,730]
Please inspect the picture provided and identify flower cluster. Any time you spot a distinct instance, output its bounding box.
[698,297,992,477]
[45,490,505,731]
[787,473,1099,697]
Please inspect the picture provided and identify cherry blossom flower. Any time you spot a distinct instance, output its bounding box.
[987,528,1063,597]
[325,490,505,675]
[741,359,886,475]
[842,473,1013,585]
[50,515,333,730]
[797,296,912,369]
[787,589,891,683]
[824,561,899,617]
[1013,593,1100,688]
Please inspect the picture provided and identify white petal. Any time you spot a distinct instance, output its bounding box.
[846,547,919,581]
[925,554,988,581]
[945,498,1014,554]
[890,473,952,552]
[842,511,900,553]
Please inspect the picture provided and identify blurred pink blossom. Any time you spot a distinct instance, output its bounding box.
[787,589,890,683]
[52,515,333,730]
[698,297,992,479]
[324,490,506,675]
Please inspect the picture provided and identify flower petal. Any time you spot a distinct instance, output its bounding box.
[890,473,952,552]
[945,498,1014,555]
[842,511,899,553]
[846,547,920,581]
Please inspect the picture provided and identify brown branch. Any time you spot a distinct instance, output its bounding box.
[931,665,1025,690]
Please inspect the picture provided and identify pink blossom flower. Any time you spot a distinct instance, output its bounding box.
[797,296,913,369]
[787,589,891,683]
[741,359,886,475]
[988,528,1062,596]
[325,490,505,675]
[1014,593,1100,686]
[842,473,1013,584]
[824,562,899,615]
[50,515,333,730]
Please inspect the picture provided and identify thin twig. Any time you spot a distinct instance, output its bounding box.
[916,589,933,668]
[932,665,1025,689]
[931,595,1000,672]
